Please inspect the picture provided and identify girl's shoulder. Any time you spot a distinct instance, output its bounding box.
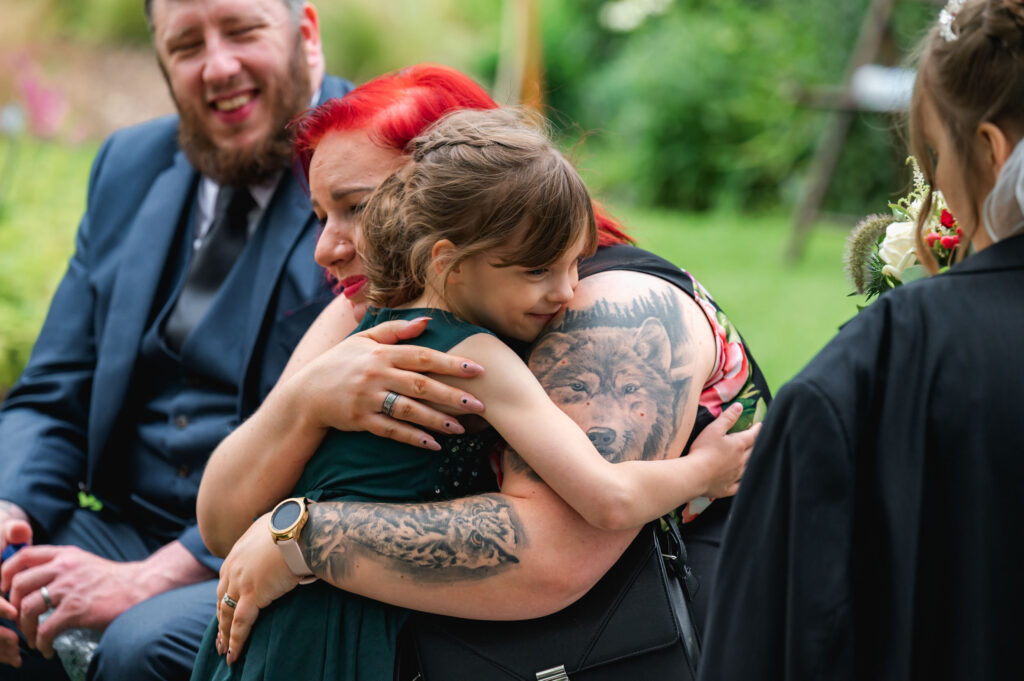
[361,306,496,354]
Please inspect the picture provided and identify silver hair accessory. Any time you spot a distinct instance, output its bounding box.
[939,0,968,41]
[983,139,1024,243]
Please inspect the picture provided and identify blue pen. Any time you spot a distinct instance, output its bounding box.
[1,543,25,562]
[1,543,25,602]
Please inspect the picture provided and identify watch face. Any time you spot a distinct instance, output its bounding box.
[271,499,302,531]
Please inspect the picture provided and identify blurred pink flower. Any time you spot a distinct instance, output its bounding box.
[16,58,67,138]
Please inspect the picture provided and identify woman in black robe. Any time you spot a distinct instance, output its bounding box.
[699,2,1024,679]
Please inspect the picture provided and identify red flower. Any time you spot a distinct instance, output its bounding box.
[940,209,956,228]
[940,235,960,250]
[956,227,963,237]
[926,232,941,247]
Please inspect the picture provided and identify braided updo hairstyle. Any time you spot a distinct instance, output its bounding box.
[910,0,1024,270]
[359,108,597,308]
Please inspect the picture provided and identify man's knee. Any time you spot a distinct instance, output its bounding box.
[89,581,216,681]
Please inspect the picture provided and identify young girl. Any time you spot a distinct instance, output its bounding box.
[700,1,1024,677]
[192,107,747,681]
[299,107,746,533]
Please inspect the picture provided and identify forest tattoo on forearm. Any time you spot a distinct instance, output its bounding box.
[508,289,695,477]
[301,494,524,583]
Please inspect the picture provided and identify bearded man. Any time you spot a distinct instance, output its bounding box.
[0,1,350,678]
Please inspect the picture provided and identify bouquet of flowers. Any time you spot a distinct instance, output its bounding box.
[844,157,962,302]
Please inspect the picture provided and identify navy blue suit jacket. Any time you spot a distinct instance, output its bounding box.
[0,75,352,570]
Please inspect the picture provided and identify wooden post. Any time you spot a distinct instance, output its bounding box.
[494,0,544,110]
[785,0,897,262]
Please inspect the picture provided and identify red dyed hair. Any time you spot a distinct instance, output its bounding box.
[293,63,632,247]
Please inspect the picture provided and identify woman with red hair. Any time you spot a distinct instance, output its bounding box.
[194,64,768,679]
[289,64,632,319]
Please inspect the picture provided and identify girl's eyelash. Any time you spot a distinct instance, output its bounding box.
[351,203,367,215]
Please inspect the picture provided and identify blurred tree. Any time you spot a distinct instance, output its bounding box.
[542,0,937,213]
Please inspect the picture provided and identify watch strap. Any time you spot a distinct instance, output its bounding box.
[277,537,317,584]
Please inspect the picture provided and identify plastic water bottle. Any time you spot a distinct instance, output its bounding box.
[2,545,99,681]
[38,610,101,681]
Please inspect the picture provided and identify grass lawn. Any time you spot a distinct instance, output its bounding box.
[614,206,860,392]
[0,138,862,394]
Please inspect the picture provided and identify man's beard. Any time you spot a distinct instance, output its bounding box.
[174,37,312,187]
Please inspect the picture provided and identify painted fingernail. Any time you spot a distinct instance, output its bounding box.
[410,316,432,324]
[443,420,464,432]
[461,361,483,373]
[461,396,484,411]
[423,438,441,451]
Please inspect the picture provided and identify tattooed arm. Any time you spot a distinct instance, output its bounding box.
[198,308,486,557]
[294,271,728,612]
[215,271,744,655]
[415,276,745,531]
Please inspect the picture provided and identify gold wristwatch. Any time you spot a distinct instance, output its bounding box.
[268,497,317,584]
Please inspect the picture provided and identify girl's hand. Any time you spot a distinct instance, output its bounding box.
[291,317,486,450]
[215,515,300,666]
[687,403,761,499]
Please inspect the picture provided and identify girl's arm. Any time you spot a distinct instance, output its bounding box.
[197,297,486,556]
[444,271,747,531]
[213,269,761,654]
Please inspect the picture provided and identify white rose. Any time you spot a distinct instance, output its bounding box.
[878,221,918,281]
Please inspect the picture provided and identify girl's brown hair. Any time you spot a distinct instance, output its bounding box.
[910,0,1024,271]
[360,108,597,308]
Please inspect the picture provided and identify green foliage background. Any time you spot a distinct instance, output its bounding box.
[0,139,96,389]
[1,0,942,391]
[30,0,937,213]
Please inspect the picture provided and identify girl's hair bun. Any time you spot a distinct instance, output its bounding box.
[985,0,1024,49]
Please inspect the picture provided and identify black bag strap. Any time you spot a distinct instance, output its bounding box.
[659,514,701,600]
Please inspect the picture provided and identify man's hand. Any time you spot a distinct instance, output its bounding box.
[214,514,299,666]
[0,539,214,660]
[0,501,32,668]
[293,317,486,449]
[2,546,146,658]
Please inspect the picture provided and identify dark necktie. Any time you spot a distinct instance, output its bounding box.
[163,187,255,353]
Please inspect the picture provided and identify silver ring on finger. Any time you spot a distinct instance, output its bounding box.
[40,585,53,610]
[222,594,238,609]
[381,391,400,418]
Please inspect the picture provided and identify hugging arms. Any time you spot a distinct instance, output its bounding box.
[199,262,756,659]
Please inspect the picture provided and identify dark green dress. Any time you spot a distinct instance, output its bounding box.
[190,308,499,681]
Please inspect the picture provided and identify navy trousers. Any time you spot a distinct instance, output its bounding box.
[0,508,216,681]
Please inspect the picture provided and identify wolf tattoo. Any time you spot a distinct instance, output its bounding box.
[526,291,693,464]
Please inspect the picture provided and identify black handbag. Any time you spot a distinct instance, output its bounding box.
[395,518,701,681]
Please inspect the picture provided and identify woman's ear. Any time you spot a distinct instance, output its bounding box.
[431,239,459,280]
[977,122,1014,181]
